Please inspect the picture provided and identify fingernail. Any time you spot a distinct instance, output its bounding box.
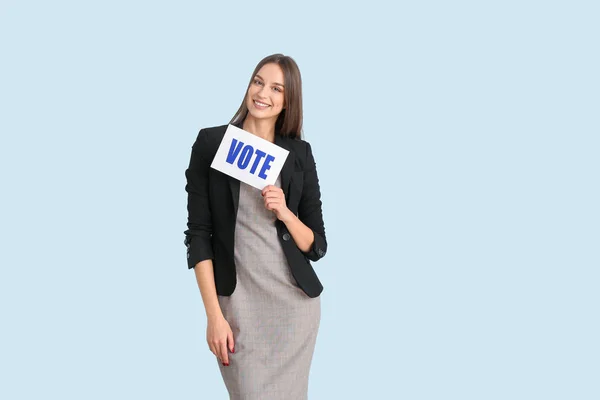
[223,362,229,366]
[232,348,235,353]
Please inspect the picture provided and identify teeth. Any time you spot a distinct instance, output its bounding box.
[254,100,270,107]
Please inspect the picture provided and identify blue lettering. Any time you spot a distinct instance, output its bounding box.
[258,154,275,179]
[225,138,276,178]
[249,149,267,174]
[237,145,254,169]
[226,139,244,164]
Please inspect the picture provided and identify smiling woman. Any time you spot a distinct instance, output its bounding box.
[249,72,285,110]
[184,53,327,399]
[230,54,304,141]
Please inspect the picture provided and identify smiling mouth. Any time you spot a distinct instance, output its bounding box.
[253,100,271,108]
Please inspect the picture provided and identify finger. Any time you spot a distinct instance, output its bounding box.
[209,343,219,359]
[264,194,282,202]
[261,185,276,196]
[265,200,282,209]
[262,185,283,196]
[263,194,279,203]
[228,331,235,353]
[265,197,285,207]
[264,189,283,198]
[209,337,223,360]
[219,341,229,365]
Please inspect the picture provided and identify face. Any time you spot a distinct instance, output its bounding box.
[245,63,286,123]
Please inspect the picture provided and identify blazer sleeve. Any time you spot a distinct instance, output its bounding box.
[183,129,214,269]
[298,142,328,262]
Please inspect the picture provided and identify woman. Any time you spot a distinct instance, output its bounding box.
[183,53,327,399]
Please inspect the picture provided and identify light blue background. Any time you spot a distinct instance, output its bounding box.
[1,1,598,399]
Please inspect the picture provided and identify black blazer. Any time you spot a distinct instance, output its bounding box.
[183,122,327,298]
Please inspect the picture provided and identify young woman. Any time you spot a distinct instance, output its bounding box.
[183,53,327,399]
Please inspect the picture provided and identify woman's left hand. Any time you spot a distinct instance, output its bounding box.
[261,185,291,221]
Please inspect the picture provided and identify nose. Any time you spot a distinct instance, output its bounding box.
[257,85,268,98]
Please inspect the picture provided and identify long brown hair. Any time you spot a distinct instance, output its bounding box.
[230,53,303,139]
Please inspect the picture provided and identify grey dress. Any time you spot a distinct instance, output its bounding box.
[217,175,321,400]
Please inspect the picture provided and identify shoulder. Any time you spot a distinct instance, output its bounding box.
[285,136,313,157]
[194,124,228,145]
[283,136,318,170]
[191,124,229,155]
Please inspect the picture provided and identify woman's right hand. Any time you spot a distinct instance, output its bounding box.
[207,315,235,366]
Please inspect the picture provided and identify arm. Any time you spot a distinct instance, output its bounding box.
[193,259,224,319]
[184,129,214,269]
[184,130,234,364]
[266,142,327,260]
[279,210,315,253]
[195,258,234,365]
[295,142,327,261]
[183,129,222,308]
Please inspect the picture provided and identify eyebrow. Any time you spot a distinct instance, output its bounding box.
[256,74,285,88]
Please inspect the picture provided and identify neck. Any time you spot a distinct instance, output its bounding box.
[242,115,276,143]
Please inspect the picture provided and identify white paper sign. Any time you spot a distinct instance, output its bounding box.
[210,124,289,190]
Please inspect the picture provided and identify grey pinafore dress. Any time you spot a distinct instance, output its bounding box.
[216,175,321,400]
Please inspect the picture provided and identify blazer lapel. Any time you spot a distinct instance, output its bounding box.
[227,175,240,220]
[275,134,295,201]
[228,122,243,220]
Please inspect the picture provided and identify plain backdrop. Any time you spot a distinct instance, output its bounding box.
[1,1,598,399]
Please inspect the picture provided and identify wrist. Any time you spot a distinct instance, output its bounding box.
[279,208,295,224]
[206,307,224,321]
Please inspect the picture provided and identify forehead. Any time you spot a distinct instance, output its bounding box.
[256,63,284,81]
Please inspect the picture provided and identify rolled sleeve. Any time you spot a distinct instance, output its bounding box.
[183,129,214,269]
[298,142,327,262]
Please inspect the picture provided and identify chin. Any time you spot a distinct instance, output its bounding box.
[248,106,278,121]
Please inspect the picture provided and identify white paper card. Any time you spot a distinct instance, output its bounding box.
[210,124,289,190]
